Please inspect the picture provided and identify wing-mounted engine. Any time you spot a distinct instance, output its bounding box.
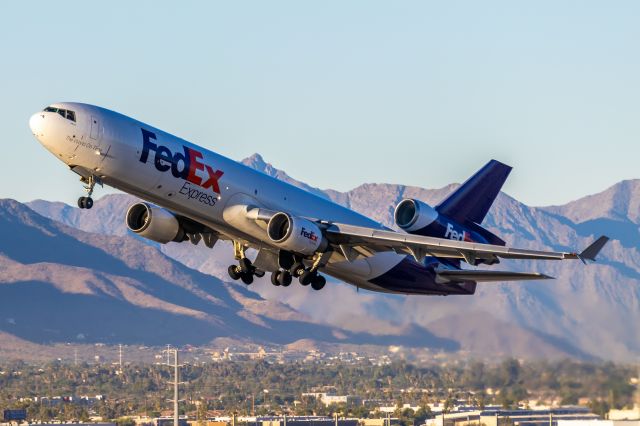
[126,202,186,244]
[267,212,328,256]
[126,202,218,247]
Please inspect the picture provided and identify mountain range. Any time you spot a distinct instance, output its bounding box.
[6,154,640,361]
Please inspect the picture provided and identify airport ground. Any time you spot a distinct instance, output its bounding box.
[0,357,637,425]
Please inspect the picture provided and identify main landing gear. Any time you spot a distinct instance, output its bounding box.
[227,245,328,291]
[270,252,327,291]
[77,175,98,209]
[227,241,265,285]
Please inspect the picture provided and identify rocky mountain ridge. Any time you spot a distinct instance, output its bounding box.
[21,154,640,361]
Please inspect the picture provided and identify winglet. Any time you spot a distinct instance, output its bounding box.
[578,236,609,263]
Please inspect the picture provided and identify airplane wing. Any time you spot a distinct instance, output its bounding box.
[246,208,608,265]
[323,222,609,264]
[436,269,553,282]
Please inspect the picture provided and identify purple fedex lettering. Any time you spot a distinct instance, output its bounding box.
[300,227,318,241]
[139,128,224,194]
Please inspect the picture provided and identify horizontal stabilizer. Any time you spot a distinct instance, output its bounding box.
[579,235,609,262]
[437,269,553,283]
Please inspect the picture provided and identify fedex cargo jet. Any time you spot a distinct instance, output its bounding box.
[29,103,609,295]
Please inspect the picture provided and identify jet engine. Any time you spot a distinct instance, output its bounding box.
[394,199,439,232]
[126,202,185,244]
[267,212,327,256]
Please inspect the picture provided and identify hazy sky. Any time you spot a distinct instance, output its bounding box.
[1,1,638,206]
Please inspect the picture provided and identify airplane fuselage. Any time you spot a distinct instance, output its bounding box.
[29,102,476,295]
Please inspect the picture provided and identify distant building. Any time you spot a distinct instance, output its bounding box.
[378,404,421,413]
[262,417,358,426]
[423,407,599,426]
[300,391,360,407]
[609,405,640,421]
[187,422,227,426]
[361,418,402,426]
[557,421,640,426]
[29,424,115,426]
[156,417,188,426]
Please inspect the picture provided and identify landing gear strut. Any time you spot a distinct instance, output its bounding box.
[270,251,330,291]
[229,247,330,291]
[298,269,326,290]
[78,175,98,209]
[299,251,331,290]
[227,241,264,285]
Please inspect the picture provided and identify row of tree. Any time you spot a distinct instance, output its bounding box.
[0,358,636,423]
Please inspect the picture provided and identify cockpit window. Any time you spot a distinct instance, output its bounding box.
[43,106,76,122]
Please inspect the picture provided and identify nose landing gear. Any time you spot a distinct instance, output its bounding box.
[77,175,99,209]
[78,196,93,209]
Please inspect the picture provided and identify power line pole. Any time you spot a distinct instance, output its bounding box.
[119,344,123,373]
[174,349,179,426]
[166,349,183,426]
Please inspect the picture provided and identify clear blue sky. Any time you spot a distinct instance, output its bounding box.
[1,1,638,206]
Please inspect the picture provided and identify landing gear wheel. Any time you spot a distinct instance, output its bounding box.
[78,175,98,210]
[77,197,93,209]
[290,262,305,278]
[228,265,241,280]
[240,273,254,285]
[278,270,292,287]
[299,270,315,286]
[239,258,253,274]
[254,269,265,278]
[271,271,281,286]
[311,275,326,291]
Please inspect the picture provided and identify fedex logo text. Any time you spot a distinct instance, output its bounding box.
[444,223,473,242]
[300,227,318,242]
[139,129,224,194]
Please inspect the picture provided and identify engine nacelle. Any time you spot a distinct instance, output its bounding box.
[394,198,439,232]
[267,212,327,256]
[395,198,506,257]
[126,202,185,244]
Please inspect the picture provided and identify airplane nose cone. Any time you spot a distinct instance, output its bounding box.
[29,113,44,137]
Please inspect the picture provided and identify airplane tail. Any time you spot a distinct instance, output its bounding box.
[436,159,512,225]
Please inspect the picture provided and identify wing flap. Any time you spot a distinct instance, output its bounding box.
[436,269,553,282]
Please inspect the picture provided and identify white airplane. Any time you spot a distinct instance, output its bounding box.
[29,103,608,295]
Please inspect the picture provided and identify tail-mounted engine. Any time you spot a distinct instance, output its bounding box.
[126,202,185,244]
[267,212,328,256]
[394,198,505,265]
[394,199,439,232]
